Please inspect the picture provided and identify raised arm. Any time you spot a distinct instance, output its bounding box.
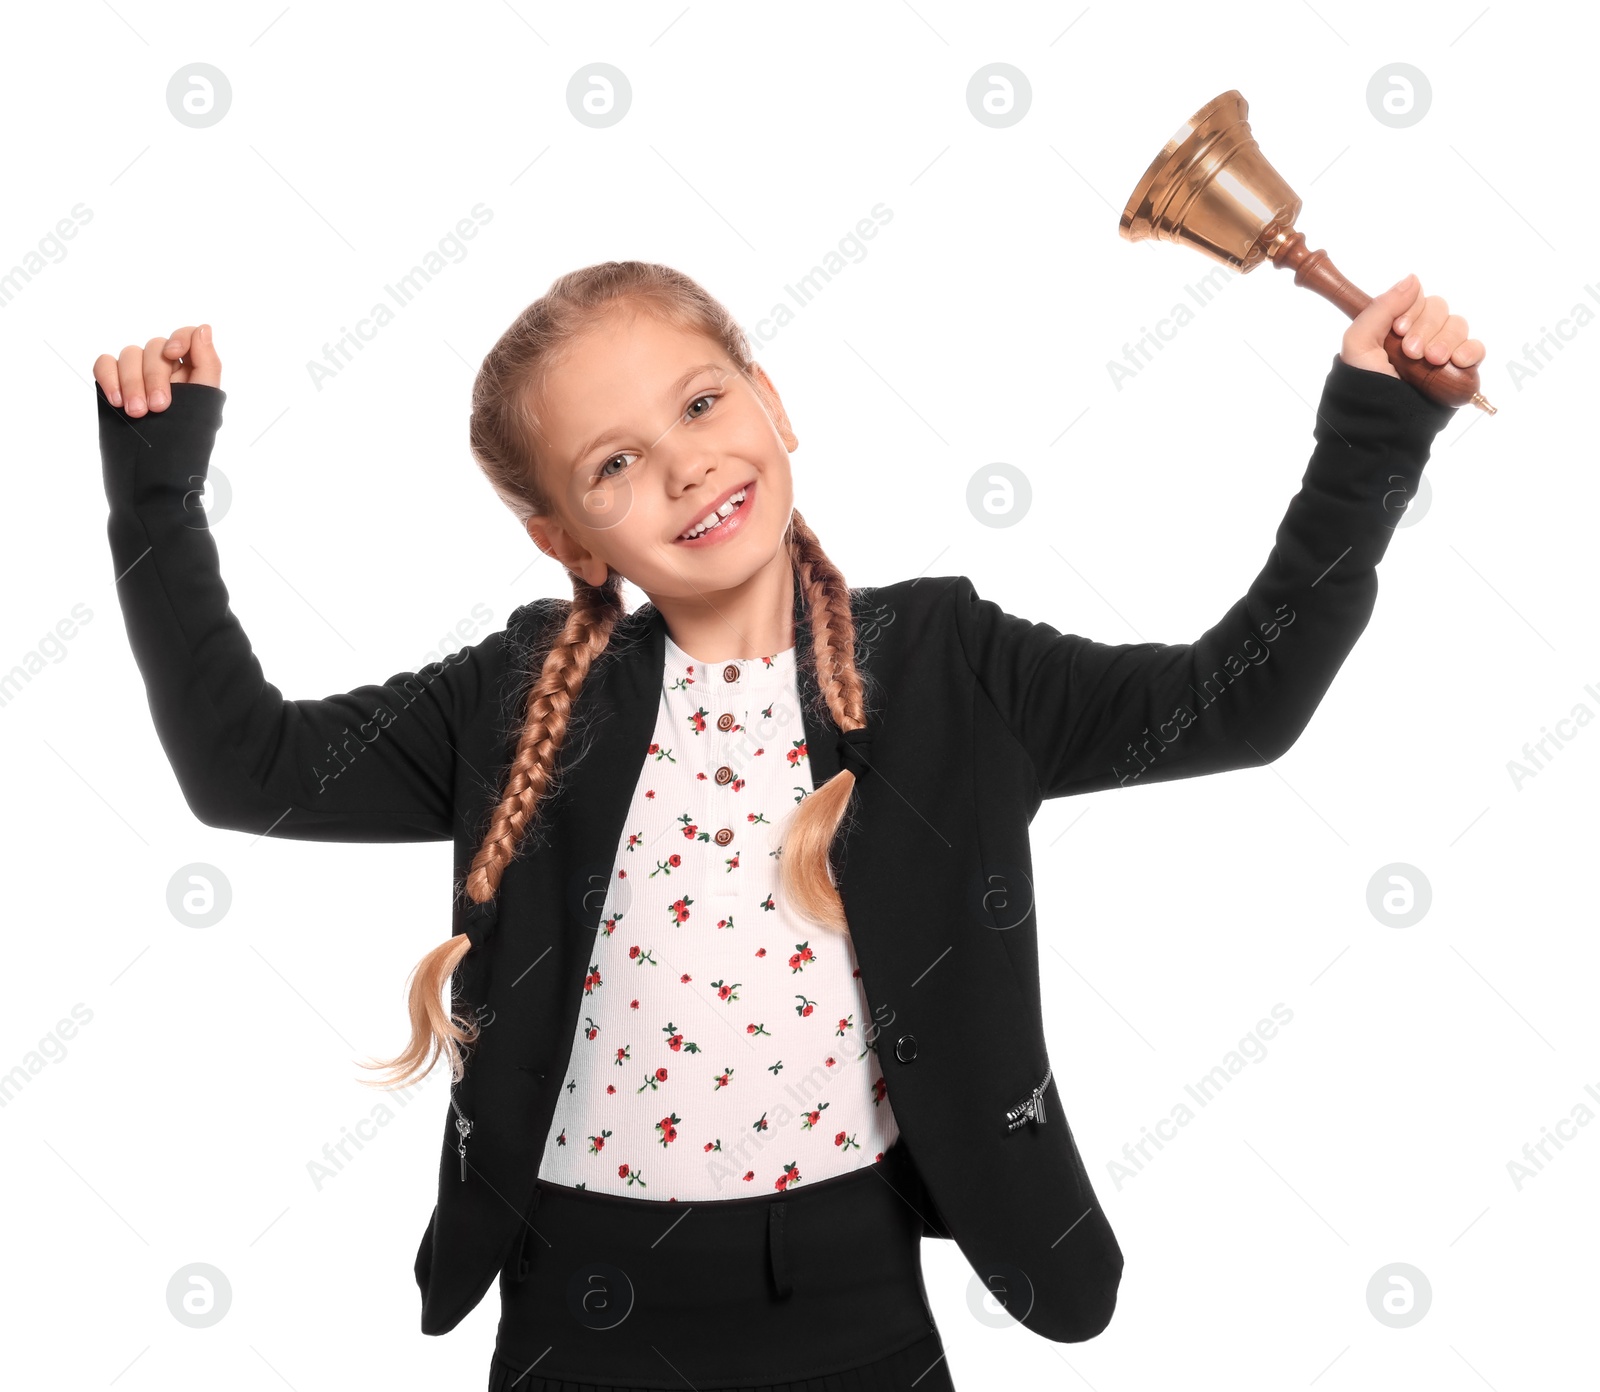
[950,353,1459,801]
[97,330,503,843]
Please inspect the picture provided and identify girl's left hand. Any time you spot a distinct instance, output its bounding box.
[1339,273,1487,379]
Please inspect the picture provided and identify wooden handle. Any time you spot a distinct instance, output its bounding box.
[1269,232,1493,412]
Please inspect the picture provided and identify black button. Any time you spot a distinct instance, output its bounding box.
[895,1034,918,1063]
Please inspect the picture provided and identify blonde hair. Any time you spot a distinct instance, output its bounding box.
[359,261,870,1092]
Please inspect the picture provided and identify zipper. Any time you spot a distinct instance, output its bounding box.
[449,1089,474,1182]
[1003,1062,1051,1132]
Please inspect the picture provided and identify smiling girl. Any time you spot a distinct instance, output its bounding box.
[96,260,1482,1390]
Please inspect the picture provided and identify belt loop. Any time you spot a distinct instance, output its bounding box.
[768,1200,793,1299]
[514,1186,544,1285]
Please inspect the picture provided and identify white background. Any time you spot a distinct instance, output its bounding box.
[2,2,1593,1388]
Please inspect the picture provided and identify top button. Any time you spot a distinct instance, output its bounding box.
[722,663,741,683]
[894,1034,918,1063]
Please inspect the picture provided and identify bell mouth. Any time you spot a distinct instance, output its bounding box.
[1118,89,1302,273]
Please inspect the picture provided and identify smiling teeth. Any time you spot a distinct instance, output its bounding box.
[679,488,747,540]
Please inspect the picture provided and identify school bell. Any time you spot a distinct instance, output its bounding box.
[1119,89,1495,414]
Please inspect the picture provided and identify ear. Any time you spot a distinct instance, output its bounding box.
[524,515,609,589]
[746,362,799,452]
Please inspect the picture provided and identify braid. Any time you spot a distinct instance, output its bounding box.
[465,573,626,904]
[359,571,625,1090]
[777,508,870,935]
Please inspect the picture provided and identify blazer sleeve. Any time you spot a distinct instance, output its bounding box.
[949,355,1459,800]
[98,379,503,843]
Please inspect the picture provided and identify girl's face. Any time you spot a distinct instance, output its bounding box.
[523,308,799,604]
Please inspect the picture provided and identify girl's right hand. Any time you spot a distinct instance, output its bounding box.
[93,324,223,415]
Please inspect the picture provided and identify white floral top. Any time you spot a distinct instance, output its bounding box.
[534,632,901,1200]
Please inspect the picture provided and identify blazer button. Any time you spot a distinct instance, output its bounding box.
[722,663,740,683]
[714,766,734,785]
[713,828,734,846]
[894,1034,918,1063]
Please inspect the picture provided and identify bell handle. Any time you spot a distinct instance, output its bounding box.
[1267,231,1495,414]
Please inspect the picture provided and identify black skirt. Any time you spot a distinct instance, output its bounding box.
[488,1139,957,1392]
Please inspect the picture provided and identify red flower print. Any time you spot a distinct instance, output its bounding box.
[588,1130,611,1155]
[670,899,693,925]
[688,707,708,734]
[606,1085,616,1095]
[656,1067,669,1081]
[794,995,815,1018]
[656,1112,681,1147]
[872,1077,888,1104]
[680,973,692,983]
[743,1170,755,1182]
[776,1161,801,1191]
[711,978,742,1003]
[619,1163,630,1178]
[712,1068,734,1090]
[800,1103,829,1130]
[662,1023,701,1054]
[629,945,640,960]
[583,964,603,995]
[835,1131,846,1145]
[755,948,767,958]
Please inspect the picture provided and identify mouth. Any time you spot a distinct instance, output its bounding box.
[673,478,757,546]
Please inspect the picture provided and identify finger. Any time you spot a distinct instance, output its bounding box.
[1450,337,1486,369]
[118,344,148,415]
[1394,284,1428,335]
[1424,314,1469,365]
[143,337,175,411]
[180,322,223,388]
[1348,273,1419,351]
[162,325,200,384]
[1402,295,1450,358]
[92,353,124,407]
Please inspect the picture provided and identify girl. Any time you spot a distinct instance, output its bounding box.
[95,262,1483,1390]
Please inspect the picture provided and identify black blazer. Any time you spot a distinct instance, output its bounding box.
[96,357,1455,1343]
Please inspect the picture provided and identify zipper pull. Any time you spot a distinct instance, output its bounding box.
[1003,1064,1052,1131]
[450,1093,473,1182]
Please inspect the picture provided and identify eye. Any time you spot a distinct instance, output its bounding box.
[593,452,638,483]
[685,392,718,422]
